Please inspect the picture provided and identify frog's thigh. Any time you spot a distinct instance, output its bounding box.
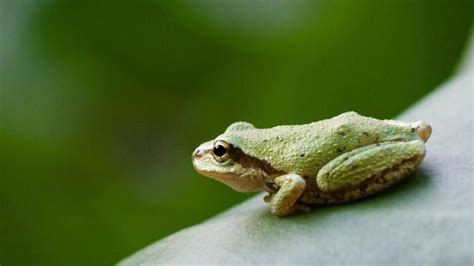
[316,140,425,192]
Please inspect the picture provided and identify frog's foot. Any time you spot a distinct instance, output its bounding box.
[264,193,310,214]
[316,140,426,194]
[411,121,432,142]
[269,173,306,217]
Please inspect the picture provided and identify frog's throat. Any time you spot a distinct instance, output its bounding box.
[229,147,285,176]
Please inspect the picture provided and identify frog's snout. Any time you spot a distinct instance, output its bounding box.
[412,121,432,142]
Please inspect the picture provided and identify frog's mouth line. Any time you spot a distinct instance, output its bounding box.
[194,168,239,181]
[196,169,268,193]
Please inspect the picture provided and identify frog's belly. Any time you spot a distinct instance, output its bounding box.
[299,155,420,204]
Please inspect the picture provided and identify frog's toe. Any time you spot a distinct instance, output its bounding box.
[412,121,432,142]
[263,193,273,203]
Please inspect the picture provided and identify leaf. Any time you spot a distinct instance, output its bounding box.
[119,34,474,265]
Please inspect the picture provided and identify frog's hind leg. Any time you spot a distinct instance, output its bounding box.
[315,140,425,202]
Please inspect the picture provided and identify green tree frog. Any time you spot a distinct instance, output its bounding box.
[192,112,432,216]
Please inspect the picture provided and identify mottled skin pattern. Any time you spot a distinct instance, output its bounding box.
[192,112,432,216]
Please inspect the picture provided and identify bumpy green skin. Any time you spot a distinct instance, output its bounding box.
[218,112,419,177]
[316,140,424,191]
[194,112,429,216]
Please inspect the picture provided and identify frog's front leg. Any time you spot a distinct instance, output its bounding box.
[317,140,426,193]
[268,173,308,216]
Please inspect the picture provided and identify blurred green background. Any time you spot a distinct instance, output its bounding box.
[1,0,472,264]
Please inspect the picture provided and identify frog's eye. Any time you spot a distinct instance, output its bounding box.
[213,140,231,163]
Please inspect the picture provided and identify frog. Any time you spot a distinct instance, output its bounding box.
[192,111,432,216]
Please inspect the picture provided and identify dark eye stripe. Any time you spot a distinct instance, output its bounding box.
[229,147,285,176]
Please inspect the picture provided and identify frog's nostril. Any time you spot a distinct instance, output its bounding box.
[193,148,205,158]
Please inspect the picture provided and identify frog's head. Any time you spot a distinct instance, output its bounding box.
[192,122,272,192]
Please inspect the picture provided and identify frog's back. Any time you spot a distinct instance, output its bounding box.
[220,112,418,177]
[286,112,416,174]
